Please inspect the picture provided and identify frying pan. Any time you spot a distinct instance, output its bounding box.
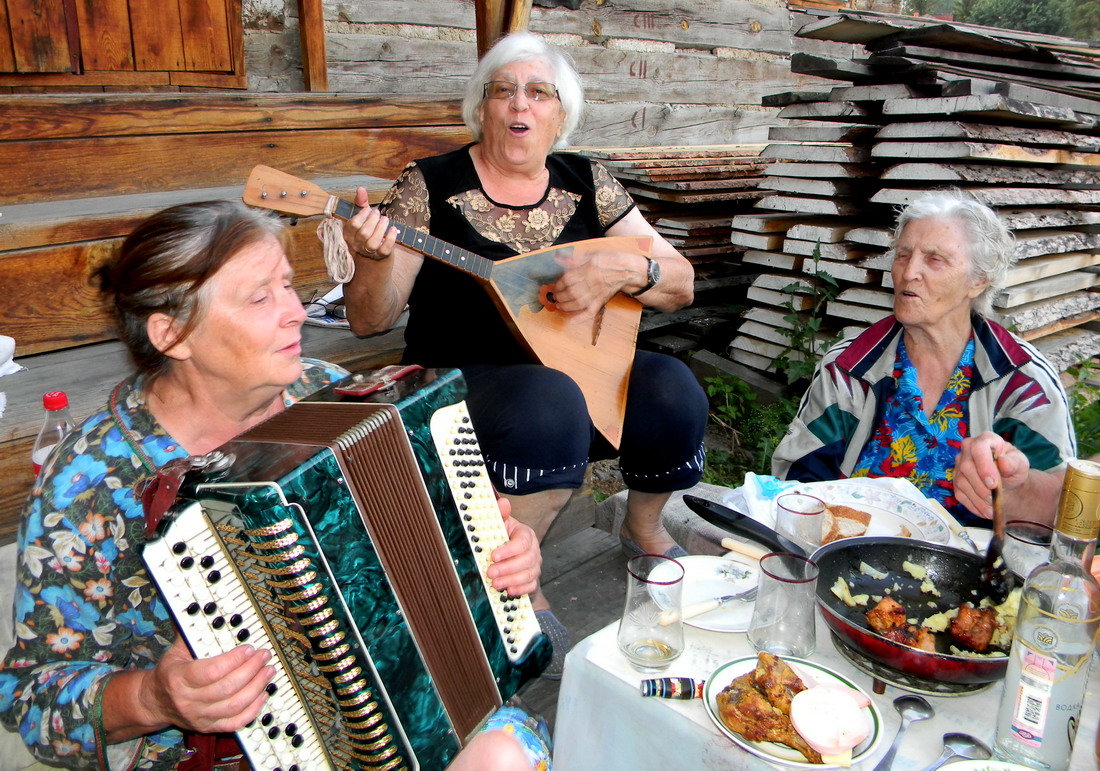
[813,536,1009,685]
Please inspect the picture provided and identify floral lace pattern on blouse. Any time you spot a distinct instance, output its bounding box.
[851,337,977,509]
[380,158,634,254]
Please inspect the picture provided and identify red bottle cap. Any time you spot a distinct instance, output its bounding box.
[42,391,69,410]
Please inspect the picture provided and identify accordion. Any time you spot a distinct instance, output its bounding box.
[141,368,551,769]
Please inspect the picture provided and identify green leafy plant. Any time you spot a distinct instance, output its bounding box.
[773,245,841,387]
[1067,357,1100,457]
[701,373,797,484]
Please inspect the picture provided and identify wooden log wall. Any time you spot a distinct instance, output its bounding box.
[244,0,851,146]
[727,12,1100,378]
[0,93,466,544]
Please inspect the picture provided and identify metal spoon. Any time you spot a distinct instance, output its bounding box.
[922,732,992,771]
[872,695,935,771]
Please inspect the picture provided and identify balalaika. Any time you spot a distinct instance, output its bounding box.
[140,368,551,770]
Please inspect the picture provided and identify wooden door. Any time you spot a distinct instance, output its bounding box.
[0,0,241,86]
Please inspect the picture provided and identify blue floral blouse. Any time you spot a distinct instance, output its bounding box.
[0,360,345,768]
[851,337,977,510]
[0,358,552,770]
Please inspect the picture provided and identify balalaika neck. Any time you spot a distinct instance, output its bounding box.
[336,199,493,281]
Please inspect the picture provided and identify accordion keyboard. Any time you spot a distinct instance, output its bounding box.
[428,401,540,663]
[143,502,333,771]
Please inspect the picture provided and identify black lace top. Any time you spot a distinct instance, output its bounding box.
[379,144,634,366]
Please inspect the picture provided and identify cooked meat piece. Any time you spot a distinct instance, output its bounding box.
[716,671,823,764]
[867,596,909,633]
[880,626,917,646]
[912,626,939,652]
[950,603,998,653]
[716,673,788,742]
[754,651,807,714]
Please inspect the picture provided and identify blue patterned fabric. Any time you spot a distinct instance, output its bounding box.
[0,360,345,768]
[481,702,553,770]
[851,337,976,510]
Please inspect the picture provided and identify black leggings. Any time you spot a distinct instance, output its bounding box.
[461,351,708,496]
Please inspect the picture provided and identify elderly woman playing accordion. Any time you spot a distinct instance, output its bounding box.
[0,201,549,770]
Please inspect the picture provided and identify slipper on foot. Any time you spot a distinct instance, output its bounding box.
[535,609,571,681]
[619,534,688,560]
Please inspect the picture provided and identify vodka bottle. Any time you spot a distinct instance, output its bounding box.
[993,458,1100,770]
[31,391,75,476]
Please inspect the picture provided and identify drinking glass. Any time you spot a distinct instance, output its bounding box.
[1003,519,1053,581]
[775,492,826,552]
[617,555,685,672]
[747,552,819,657]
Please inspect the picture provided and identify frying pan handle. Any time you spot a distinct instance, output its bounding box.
[682,494,806,557]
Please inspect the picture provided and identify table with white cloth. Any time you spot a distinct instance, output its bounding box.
[553,614,1100,769]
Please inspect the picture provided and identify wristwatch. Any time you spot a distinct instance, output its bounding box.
[628,257,661,297]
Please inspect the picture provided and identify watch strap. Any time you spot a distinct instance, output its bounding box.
[627,257,659,297]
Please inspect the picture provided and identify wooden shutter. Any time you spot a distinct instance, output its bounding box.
[0,0,240,85]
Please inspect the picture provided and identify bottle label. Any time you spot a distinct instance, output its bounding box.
[1008,649,1056,748]
[31,445,55,476]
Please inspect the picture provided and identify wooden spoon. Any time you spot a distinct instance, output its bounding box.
[979,452,1013,604]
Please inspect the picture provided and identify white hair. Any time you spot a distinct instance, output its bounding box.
[892,190,1016,317]
[461,32,583,151]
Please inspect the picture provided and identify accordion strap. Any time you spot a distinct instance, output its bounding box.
[178,732,247,771]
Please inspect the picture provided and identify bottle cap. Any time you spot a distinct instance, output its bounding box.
[42,391,69,410]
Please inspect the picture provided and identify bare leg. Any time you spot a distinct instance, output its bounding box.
[449,728,534,771]
[502,488,574,612]
[619,490,676,554]
[503,488,575,541]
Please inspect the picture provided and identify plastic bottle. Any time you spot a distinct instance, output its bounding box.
[31,391,75,476]
[993,458,1100,770]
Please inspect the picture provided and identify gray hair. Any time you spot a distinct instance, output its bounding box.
[97,200,288,379]
[892,190,1016,317]
[461,31,583,151]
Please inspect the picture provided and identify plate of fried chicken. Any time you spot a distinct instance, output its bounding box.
[704,652,882,767]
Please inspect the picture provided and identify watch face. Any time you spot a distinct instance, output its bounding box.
[649,258,661,284]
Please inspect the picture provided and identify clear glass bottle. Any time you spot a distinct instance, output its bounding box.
[993,458,1100,770]
[31,391,75,476]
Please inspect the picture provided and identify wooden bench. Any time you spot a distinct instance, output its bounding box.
[0,92,469,543]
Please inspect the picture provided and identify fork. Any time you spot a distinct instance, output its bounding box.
[658,586,759,626]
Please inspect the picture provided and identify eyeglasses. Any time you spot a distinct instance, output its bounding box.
[483,80,559,102]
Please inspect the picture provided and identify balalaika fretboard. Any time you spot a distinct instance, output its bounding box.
[141,369,550,769]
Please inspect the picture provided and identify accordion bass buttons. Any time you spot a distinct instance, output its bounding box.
[429,402,540,663]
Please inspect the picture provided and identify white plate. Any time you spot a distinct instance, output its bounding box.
[785,480,952,544]
[946,762,1030,771]
[648,555,759,633]
[703,656,883,768]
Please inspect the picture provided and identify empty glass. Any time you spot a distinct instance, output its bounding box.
[617,555,685,672]
[1003,519,1054,580]
[747,552,819,657]
[775,492,826,552]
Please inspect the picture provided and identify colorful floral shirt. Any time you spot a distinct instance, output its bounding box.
[851,337,977,509]
[0,359,346,768]
[772,315,1076,526]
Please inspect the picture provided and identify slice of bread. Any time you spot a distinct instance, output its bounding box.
[822,504,872,544]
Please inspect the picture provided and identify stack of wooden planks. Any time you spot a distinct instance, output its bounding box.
[731,11,1100,377]
[577,145,772,353]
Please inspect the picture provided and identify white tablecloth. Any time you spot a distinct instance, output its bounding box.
[553,615,1099,770]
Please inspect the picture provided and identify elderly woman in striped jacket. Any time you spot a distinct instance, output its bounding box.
[772,191,1074,527]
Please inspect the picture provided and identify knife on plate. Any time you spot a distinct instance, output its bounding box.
[682,494,807,557]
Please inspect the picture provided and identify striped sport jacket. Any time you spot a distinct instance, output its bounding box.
[771,314,1076,520]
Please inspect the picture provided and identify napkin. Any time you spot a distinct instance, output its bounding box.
[0,336,22,378]
[727,473,974,550]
